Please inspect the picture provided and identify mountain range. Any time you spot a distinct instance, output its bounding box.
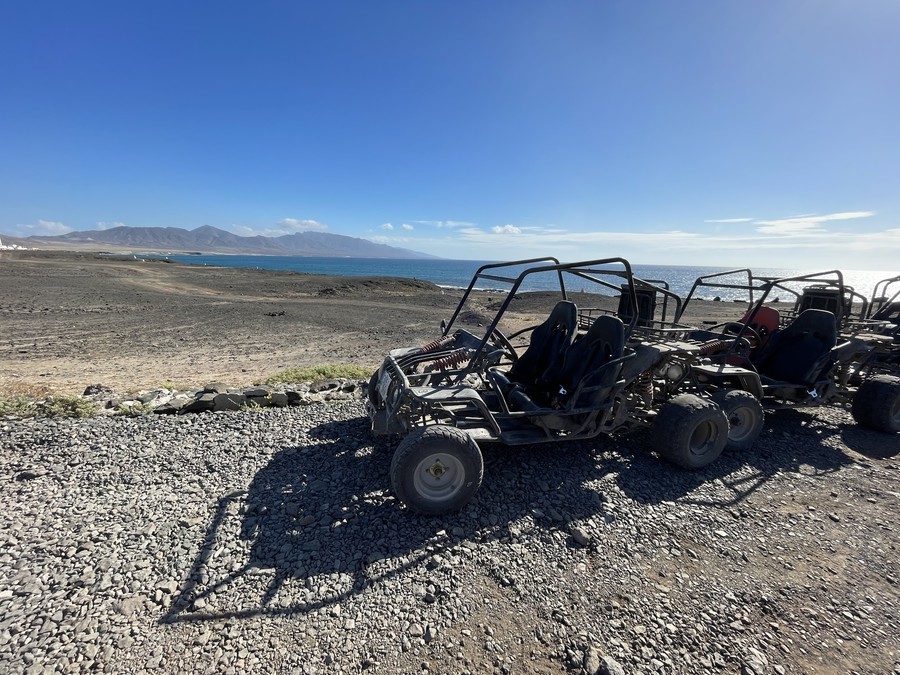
[1,225,437,259]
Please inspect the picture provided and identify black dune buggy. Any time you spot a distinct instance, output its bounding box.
[367,258,762,515]
[862,274,900,377]
[675,268,900,437]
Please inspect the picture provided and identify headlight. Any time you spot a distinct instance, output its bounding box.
[665,364,685,382]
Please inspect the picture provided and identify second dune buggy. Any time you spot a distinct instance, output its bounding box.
[675,269,900,437]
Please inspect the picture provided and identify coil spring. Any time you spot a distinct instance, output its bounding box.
[420,334,455,353]
[638,368,654,405]
[430,348,472,370]
[699,338,730,356]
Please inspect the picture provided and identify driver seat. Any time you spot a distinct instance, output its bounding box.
[508,315,626,413]
[740,305,780,350]
[753,309,837,387]
[492,300,578,392]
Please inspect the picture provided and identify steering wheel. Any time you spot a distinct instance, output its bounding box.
[489,328,519,365]
[708,321,762,351]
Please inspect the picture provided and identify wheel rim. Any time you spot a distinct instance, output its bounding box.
[726,406,755,443]
[412,453,466,503]
[690,420,719,456]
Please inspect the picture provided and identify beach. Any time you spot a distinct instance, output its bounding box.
[0,250,746,395]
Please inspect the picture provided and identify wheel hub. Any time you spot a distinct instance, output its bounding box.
[427,460,448,479]
[412,452,466,503]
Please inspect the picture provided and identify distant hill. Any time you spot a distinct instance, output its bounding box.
[5,225,438,259]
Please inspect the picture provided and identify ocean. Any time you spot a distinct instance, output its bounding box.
[152,254,896,304]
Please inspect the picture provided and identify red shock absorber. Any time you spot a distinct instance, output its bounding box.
[419,334,455,353]
[429,348,472,371]
[699,338,730,356]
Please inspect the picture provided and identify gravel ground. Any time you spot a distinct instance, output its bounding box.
[2,401,899,675]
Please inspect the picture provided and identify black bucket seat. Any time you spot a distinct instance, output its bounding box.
[493,300,578,392]
[509,314,626,413]
[753,309,837,387]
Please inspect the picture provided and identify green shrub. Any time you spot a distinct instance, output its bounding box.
[114,401,154,417]
[265,364,371,385]
[0,386,98,419]
[0,394,38,418]
[35,395,98,418]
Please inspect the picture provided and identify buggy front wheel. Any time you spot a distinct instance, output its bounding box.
[653,394,728,469]
[390,425,484,515]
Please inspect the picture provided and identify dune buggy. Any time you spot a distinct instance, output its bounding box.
[861,274,900,377]
[675,269,900,436]
[368,258,761,515]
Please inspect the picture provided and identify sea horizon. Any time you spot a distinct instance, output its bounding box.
[146,253,897,303]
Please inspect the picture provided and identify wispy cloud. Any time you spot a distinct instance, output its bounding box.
[401,223,414,231]
[754,211,874,235]
[492,224,522,234]
[704,217,754,223]
[276,218,329,233]
[380,223,394,231]
[415,220,476,229]
[370,235,413,245]
[96,221,125,230]
[384,208,893,267]
[488,224,568,235]
[14,219,72,236]
[230,218,330,237]
[458,227,702,250]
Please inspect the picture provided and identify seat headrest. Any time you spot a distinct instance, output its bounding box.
[547,301,578,331]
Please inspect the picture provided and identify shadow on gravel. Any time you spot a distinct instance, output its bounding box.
[162,406,881,625]
[615,408,856,507]
[162,416,616,624]
[836,423,900,459]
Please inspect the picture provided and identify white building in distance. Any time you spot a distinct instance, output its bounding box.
[0,237,32,251]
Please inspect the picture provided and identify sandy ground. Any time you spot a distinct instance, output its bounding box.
[1,250,748,396]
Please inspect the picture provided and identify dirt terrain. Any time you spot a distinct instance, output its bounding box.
[0,250,744,396]
[0,251,460,394]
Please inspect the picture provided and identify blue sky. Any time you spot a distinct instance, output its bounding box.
[1,1,898,268]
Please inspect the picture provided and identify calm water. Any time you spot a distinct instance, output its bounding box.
[153,254,896,303]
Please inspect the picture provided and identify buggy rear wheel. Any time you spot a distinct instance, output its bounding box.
[712,389,764,450]
[653,394,728,469]
[390,425,484,515]
[851,375,900,433]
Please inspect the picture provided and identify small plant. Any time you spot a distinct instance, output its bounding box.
[1,384,48,418]
[114,401,155,417]
[35,395,98,419]
[0,393,38,418]
[1,384,100,419]
[265,364,371,385]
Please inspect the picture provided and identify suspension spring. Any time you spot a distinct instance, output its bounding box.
[419,334,455,354]
[699,338,730,356]
[638,368,654,405]
[429,348,472,371]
